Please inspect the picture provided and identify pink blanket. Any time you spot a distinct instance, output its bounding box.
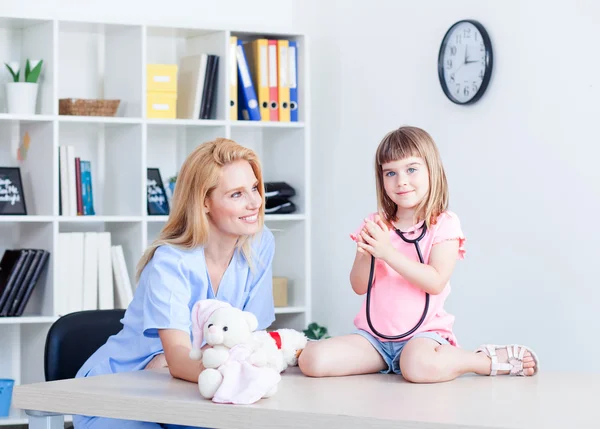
[212,344,281,405]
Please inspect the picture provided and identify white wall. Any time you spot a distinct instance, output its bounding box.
[0,0,293,32]
[293,0,600,372]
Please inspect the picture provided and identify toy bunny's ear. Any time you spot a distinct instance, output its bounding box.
[189,300,205,359]
[243,311,259,332]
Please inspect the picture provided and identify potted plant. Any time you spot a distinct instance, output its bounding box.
[4,59,43,114]
[303,322,330,341]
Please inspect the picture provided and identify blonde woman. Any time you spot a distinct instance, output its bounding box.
[299,126,539,383]
[73,138,275,429]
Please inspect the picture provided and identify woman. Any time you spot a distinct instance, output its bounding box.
[73,138,276,429]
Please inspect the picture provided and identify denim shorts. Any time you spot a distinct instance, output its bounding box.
[354,329,449,375]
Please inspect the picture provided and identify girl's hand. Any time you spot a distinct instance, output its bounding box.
[357,216,394,261]
[350,231,368,255]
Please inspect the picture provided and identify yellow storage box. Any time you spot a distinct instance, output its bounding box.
[147,64,178,93]
[146,92,177,119]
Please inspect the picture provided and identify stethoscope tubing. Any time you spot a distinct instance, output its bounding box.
[365,222,429,340]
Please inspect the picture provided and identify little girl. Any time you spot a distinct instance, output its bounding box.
[299,126,539,382]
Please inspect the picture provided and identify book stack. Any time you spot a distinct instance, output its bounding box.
[59,145,95,216]
[0,248,50,317]
[176,53,220,120]
[56,232,133,316]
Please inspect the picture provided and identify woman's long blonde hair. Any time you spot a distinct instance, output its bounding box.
[375,126,448,228]
[135,138,265,282]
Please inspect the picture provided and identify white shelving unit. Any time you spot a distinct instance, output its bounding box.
[0,16,310,425]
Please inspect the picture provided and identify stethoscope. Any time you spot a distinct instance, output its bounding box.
[365,222,429,340]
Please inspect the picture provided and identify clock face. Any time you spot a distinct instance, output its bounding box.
[438,20,493,105]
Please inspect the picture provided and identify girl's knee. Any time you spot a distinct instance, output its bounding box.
[400,343,446,383]
[298,342,329,377]
[400,356,440,383]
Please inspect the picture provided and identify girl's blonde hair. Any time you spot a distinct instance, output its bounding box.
[135,137,265,282]
[375,126,448,228]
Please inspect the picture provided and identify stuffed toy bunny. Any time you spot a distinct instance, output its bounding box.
[188,299,281,404]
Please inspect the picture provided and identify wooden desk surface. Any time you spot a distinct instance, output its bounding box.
[13,367,600,429]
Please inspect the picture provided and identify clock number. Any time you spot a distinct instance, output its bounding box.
[456,34,462,44]
[480,42,485,52]
[446,59,453,69]
[450,73,455,83]
[463,86,470,97]
[479,69,484,79]
[472,82,478,92]
[450,45,457,56]
[463,27,471,37]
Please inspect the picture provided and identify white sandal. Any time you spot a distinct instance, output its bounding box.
[476,344,540,376]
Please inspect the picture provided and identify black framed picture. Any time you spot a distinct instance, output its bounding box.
[0,167,27,215]
[147,168,169,215]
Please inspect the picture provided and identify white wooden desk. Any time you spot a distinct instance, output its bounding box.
[12,367,600,429]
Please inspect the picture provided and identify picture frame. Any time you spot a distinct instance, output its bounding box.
[0,167,27,215]
[147,168,169,216]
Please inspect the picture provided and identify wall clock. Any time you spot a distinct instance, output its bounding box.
[438,20,493,105]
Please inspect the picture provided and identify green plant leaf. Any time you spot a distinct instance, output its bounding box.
[303,322,330,340]
[5,63,19,82]
[25,59,43,83]
[25,59,31,80]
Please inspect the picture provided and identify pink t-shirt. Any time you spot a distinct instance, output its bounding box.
[352,210,465,346]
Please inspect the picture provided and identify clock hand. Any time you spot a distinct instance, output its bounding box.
[465,46,480,64]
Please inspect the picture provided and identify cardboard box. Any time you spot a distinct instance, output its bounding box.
[147,64,178,93]
[272,277,288,307]
[146,92,177,119]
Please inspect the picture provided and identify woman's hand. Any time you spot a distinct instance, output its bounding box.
[357,215,395,261]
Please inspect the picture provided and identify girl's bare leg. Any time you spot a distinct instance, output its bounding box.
[399,338,537,383]
[298,334,386,377]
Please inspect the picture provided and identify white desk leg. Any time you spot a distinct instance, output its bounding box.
[25,410,65,429]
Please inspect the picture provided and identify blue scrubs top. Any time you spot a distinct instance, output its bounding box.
[75,227,275,379]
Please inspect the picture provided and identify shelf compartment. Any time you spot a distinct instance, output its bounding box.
[58,21,143,118]
[58,121,143,217]
[230,31,306,124]
[230,126,306,216]
[146,123,226,214]
[0,120,54,215]
[0,18,55,116]
[0,221,53,317]
[145,26,227,121]
[58,221,143,299]
[268,219,306,309]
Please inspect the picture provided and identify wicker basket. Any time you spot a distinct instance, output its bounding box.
[59,98,121,117]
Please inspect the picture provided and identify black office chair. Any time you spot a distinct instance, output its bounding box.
[44,309,126,381]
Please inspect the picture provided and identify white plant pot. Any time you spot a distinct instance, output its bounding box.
[5,82,39,115]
